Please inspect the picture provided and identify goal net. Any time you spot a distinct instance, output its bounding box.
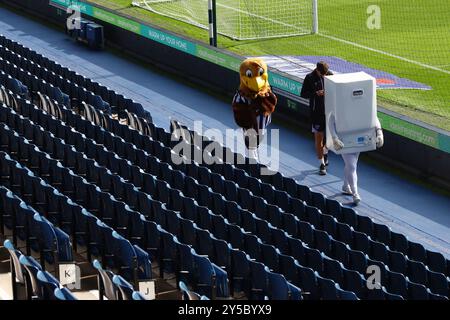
[131,0,315,40]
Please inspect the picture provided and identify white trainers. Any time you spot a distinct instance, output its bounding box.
[353,193,361,205]
[342,185,353,195]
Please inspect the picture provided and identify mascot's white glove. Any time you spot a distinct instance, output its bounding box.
[376,128,384,148]
[333,136,344,151]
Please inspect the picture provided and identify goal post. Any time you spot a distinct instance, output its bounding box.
[131,0,319,41]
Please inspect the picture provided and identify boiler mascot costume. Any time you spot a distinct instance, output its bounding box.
[232,58,277,160]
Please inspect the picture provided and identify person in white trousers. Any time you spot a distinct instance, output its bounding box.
[329,115,384,204]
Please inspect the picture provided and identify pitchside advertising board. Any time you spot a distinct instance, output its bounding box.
[49,0,450,155]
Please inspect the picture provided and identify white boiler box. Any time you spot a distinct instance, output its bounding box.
[325,72,377,154]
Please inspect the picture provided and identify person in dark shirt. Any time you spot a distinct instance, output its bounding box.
[300,61,333,175]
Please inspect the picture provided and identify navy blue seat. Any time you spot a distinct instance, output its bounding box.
[278,253,299,286]
[336,222,353,246]
[298,221,314,246]
[389,250,407,274]
[179,280,201,300]
[304,246,324,273]
[159,229,177,278]
[240,210,256,233]
[93,259,118,300]
[287,235,306,265]
[238,187,254,211]
[311,191,326,213]
[196,206,212,230]
[357,215,373,237]
[268,271,300,300]
[426,250,446,275]
[274,190,290,212]
[407,260,428,286]
[175,241,195,284]
[291,198,306,221]
[196,226,213,256]
[305,205,321,227]
[283,177,297,199]
[323,257,344,284]
[261,243,280,271]
[192,251,229,298]
[317,275,339,300]
[342,268,365,299]
[260,183,275,204]
[255,217,272,244]
[244,233,262,261]
[54,287,77,300]
[373,222,391,245]
[298,185,311,203]
[370,240,389,265]
[228,224,245,250]
[176,195,194,221]
[387,270,409,299]
[36,270,60,300]
[225,200,241,226]
[281,213,298,237]
[211,213,228,240]
[30,213,73,266]
[18,253,42,299]
[272,227,289,254]
[211,237,232,272]
[4,239,28,299]
[408,281,429,300]
[267,204,283,229]
[348,250,368,274]
[427,270,449,296]
[180,216,197,247]
[341,207,357,229]
[253,196,268,220]
[321,214,337,238]
[331,239,350,267]
[314,229,332,256]
[337,287,359,300]
[297,265,318,299]
[408,242,427,263]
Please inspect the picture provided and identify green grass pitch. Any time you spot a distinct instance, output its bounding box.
[89,0,450,131]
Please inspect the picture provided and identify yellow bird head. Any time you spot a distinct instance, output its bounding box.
[239,58,270,98]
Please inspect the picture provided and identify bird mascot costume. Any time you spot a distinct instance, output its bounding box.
[232,58,277,160]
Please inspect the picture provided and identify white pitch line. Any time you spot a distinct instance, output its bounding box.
[318,33,450,75]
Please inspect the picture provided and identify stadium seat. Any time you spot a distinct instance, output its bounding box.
[337,287,359,300]
[249,260,270,300]
[427,270,449,296]
[388,271,408,298]
[19,254,42,300]
[93,259,118,300]
[36,270,60,300]
[230,249,251,296]
[4,239,27,299]
[179,280,201,300]
[408,281,429,300]
[113,275,135,300]
[407,260,428,286]
[317,275,339,300]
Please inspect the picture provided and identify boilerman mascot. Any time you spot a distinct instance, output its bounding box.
[232,58,277,160]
